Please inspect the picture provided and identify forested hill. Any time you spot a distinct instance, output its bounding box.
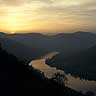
[46,45,96,80]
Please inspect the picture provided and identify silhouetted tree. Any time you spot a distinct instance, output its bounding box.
[51,72,68,86]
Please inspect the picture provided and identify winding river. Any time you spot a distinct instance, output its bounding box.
[29,52,96,95]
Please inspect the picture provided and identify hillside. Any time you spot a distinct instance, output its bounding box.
[46,45,96,80]
[0,35,41,61]
[0,32,96,61]
[0,43,85,96]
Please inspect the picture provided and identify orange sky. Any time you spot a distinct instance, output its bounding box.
[0,0,96,34]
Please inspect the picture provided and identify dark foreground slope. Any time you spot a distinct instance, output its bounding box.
[46,45,96,80]
[0,43,84,96]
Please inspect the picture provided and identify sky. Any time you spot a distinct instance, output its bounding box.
[0,0,96,34]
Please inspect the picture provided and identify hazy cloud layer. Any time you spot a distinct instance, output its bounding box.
[0,0,96,33]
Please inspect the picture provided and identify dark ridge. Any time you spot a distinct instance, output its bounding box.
[10,32,45,36]
[55,31,95,37]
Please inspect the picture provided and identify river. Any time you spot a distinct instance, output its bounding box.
[29,52,96,95]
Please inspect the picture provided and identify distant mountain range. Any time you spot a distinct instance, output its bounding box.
[0,31,96,62]
[46,45,96,80]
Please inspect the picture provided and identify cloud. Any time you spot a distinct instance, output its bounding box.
[0,0,53,6]
[31,0,53,3]
[0,0,96,21]
[36,0,96,21]
[0,0,29,6]
[0,0,96,32]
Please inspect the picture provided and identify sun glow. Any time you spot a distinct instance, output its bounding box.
[0,0,96,33]
[0,7,30,33]
[4,9,22,33]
